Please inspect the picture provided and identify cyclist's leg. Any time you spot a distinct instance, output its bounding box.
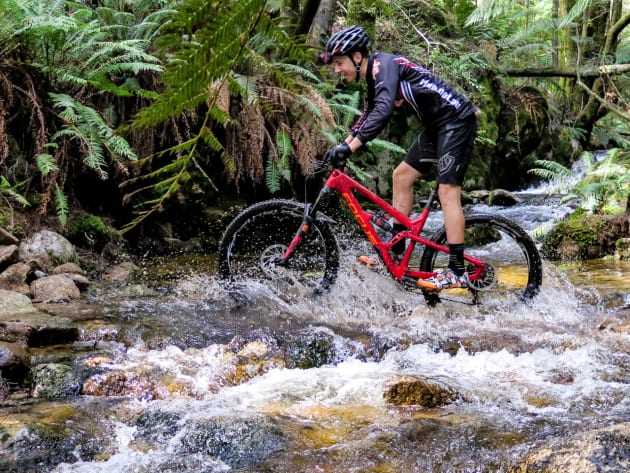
[391,133,434,256]
[418,116,477,291]
[392,162,421,218]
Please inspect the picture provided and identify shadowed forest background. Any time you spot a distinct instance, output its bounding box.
[0,0,628,259]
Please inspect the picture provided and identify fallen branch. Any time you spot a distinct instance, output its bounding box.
[502,63,630,78]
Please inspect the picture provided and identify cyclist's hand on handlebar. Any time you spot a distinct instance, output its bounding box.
[324,142,352,168]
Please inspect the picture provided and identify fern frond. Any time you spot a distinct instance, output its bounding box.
[54,184,68,225]
[36,153,59,175]
[0,175,30,207]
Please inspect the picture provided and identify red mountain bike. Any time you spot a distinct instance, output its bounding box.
[218,162,543,306]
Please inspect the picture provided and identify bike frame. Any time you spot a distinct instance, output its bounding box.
[281,168,486,285]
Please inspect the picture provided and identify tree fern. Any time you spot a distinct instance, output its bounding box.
[48,93,137,179]
[123,0,316,231]
[530,150,630,215]
[528,159,575,191]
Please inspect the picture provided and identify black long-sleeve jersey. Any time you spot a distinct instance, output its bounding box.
[351,52,476,144]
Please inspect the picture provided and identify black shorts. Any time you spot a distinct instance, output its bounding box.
[404,114,477,186]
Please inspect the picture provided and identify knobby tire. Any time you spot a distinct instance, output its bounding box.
[218,199,339,291]
[419,214,543,306]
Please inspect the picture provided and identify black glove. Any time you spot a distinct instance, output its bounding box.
[324,142,352,168]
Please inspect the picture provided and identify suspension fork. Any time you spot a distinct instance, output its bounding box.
[277,185,333,266]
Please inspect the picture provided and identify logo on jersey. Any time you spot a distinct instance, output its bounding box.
[438,153,456,175]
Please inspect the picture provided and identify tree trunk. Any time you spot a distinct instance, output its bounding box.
[306,0,335,47]
[575,10,630,142]
[295,0,322,38]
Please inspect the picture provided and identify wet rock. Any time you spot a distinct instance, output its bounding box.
[30,274,81,302]
[231,342,285,385]
[487,189,520,206]
[31,363,82,398]
[179,416,286,469]
[0,289,34,316]
[52,262,84,275]
[0,244,19,271]
[0,301,79,347]
[0,341,30,385]
[18,230,76,271]
[0,262,34,294]
[82,371,128,397]
[512,422,630,473]
[285,329,338,369]
[0,402,116,472]
[469,189,491,202]
[102,261,138,283]
[383,375,460,407]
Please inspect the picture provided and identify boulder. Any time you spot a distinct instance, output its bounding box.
[19,230,76,271]
[0,244,19,271]
[487,189,520,206]
[0,290,79,347]
[30,274,81,302]
[101,261,139,283]
[52,262,84,275]
[0,289,35,316]
[0,262,35,295]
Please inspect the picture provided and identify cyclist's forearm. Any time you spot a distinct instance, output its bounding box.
[343,136,364,153]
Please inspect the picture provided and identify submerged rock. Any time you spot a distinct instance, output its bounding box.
[512,422,630,473]
[31,363,82,398]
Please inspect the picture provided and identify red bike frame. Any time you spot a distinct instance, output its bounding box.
[282,168,486,286]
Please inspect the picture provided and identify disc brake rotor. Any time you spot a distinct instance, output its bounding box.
[259,244,289,278]
[468,263,498,291]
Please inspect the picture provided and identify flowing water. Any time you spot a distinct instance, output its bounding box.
[1,197,629,473]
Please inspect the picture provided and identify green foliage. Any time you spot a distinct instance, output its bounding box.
[1,0,167,225]
[124,0,317,231]
[46,93,138,179]
[266,129,293,193]
[54,184,68,225]
[65,213,115,249]
[529,149,630,216]
[0,176,30,207]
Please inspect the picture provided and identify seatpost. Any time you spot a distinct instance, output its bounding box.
[422,182,440,210]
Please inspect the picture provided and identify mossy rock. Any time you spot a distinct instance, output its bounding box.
[65,213,118,252]
[543,212,630,260]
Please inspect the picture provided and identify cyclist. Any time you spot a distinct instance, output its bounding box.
[321,25,479,292]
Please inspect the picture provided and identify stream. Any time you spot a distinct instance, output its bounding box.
[1,195,629,473]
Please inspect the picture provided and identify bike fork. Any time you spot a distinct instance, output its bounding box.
[276,186,331,267]
[276,209,315,266]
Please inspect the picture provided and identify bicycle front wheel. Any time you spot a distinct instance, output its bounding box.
[419,214,543,305]
[218,199,339,292]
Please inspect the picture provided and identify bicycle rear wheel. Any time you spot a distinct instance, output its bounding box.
[419,214,543,306]
[218,199,339,292]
